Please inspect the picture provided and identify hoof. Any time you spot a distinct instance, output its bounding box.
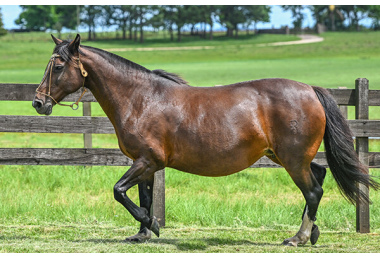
[149,216,160,237]
[310,224,320,245]
[125,228,152,243]
[281,239,297,247]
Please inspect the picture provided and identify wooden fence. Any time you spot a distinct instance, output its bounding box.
[1,78,380,232]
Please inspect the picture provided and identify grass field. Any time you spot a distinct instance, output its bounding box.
[1,31,380,253]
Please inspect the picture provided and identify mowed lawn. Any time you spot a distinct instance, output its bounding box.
[1,31,380,253]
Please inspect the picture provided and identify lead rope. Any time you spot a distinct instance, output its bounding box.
[36,54,88,110]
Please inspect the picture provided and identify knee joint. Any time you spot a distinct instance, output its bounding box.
[113,185,124,201]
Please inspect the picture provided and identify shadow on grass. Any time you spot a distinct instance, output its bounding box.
[0,234,328,252]
[150,237,282,251]
[69,237,285,251]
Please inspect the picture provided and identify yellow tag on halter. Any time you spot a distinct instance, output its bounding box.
[78,59,88,77]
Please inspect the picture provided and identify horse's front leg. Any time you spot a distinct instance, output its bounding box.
[124,178,155,242]
[113,158,160,241]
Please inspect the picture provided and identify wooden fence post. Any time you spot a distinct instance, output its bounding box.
[83,102,92,148]
[152,169,165,227]
[355,78,370,233]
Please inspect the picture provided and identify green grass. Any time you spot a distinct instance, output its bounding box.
[0,165,379,252]
[1,225,380,253]
[1,31,380,252]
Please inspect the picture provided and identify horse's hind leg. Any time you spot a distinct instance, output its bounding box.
[281,161,324,247]
[302,162,326,245]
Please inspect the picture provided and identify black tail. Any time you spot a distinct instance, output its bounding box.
[313,86,380,204]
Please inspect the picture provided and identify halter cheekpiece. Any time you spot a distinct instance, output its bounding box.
[35,53,88,110]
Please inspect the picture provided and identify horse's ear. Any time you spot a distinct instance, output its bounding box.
[68,34,81,55]
[51,34,63,45]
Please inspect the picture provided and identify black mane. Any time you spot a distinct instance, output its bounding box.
[152,69,188,85]
[53,40,187,85]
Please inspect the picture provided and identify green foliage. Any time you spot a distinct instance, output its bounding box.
[0,7,7,36]
[368,5,380,30]
[15,5,55,31]
[282,5,305,32]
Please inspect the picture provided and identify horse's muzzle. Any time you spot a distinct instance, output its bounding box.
[32,98,52,115]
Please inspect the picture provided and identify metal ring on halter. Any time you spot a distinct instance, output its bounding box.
[71,103,79,110]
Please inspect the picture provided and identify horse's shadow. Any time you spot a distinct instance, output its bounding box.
[0,234,326,252]
[74,237,284,251]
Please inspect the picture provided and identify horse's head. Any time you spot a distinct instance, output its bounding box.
[32,34,88,115]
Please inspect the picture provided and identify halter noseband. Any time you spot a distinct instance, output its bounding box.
[36,53,88,110]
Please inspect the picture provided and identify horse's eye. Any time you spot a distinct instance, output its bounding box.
[54,65,64,71]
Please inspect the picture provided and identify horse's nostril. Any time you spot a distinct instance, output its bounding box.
[32,99,43,109]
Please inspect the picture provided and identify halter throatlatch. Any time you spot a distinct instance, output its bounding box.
[36,53,88,110]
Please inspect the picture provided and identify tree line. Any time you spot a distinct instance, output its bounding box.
[2,5,380,41]
[285,5,380,32]
[9,5,270,42]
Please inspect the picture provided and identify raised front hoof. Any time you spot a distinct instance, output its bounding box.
[125,228,152,243]
[310,224,320,245]
[149,216,160,237]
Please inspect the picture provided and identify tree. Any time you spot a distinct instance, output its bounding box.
[15,5,56,31]
[201,5,218,40]
[161,5,189,42]
[282,5,305,33]
[308,5,345,31]
[148,6,165,34]
[0,7,7,36]
[104,5,133,39]
[53,6,77,38]
[242,5,271,34]
[81,5,103,41]
[340,5,370,31]
[162,5,176,41]
[183,6,203,36]
[218,6,246,37]
[135,5,152,43]
[368,5,380,30]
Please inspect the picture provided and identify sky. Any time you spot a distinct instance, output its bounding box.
[0,3,374,31]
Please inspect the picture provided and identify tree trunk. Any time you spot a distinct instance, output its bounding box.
[169,25,174,41]
[177,27,182,42]
[140,24,144,43]
[139,11,144,43]
[129,26,133,40]
[209,23,213,40]
[122,19,127,40]
[330,12,336,31]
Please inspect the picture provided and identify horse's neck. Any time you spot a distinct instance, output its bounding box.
[82,51,152,125]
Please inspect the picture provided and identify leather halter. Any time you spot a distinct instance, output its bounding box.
[36,53,88,110]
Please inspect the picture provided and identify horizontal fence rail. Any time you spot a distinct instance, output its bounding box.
[1,115,380,137]
[1,79,379,231]
[2,83,380,105]
[1,148,379,168]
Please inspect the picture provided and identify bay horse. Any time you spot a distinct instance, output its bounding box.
[33,34,379,246]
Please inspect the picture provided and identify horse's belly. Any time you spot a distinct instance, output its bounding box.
[167,136,267,177]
